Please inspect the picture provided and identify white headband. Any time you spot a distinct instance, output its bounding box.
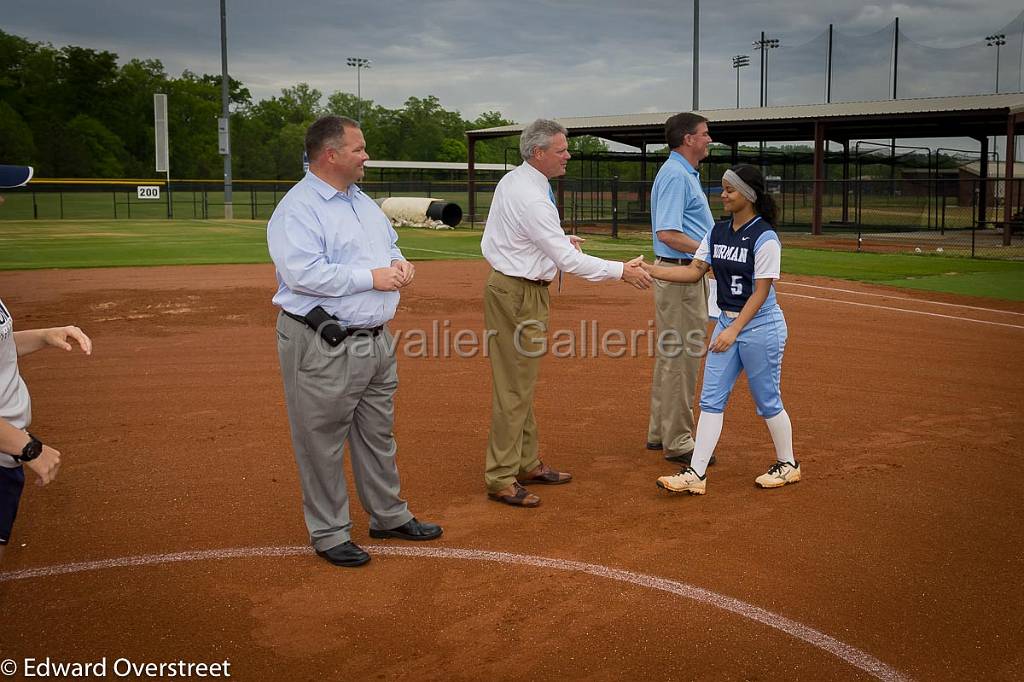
[722,169,757,203]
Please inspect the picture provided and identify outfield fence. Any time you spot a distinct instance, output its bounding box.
[553,177,1024,260]
[2,177,1021,259]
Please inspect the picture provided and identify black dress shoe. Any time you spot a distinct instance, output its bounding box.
[664,449,693,464]
[316,541,371,567]
[369,517,443,541]
[664,450,716,466]
[646,441,663,451]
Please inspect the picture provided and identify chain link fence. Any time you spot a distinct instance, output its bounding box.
[3,177,1021,259]
[551,177,1024,259]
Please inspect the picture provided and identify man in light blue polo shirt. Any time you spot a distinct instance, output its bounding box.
[646,112,715,465]
[268,115,442,569]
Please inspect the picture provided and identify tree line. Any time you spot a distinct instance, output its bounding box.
[10,29,967,185]
[0,30,531,180]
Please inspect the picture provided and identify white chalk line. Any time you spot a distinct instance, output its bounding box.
[777,292,1024,330]
[777,282,1024,316]
[0,545,909,682]
[400,246,479,258]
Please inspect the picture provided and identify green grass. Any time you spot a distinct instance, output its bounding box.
[0,219,494,269]
[881,269,1024,299]
[1,219,1022,301]
[0,220,272,268]
[782,249,1024,300]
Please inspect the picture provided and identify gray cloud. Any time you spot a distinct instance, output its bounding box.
[5,0,1023,125]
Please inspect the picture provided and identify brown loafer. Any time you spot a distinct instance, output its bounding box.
[488,482,541,507]
[518,461,572,485]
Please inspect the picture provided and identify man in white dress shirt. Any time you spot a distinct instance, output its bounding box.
[481,119,653,507]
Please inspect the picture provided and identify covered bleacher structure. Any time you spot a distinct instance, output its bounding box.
[466,93,1024,246]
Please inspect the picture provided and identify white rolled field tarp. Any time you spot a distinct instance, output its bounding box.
[376,197,463,229]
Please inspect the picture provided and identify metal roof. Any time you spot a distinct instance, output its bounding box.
[959,160,1024,178]
[467,93,1024,146]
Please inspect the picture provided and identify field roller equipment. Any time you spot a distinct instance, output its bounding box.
[376,197,463,228]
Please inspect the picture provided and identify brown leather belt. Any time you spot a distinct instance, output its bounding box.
[656,257,693,266]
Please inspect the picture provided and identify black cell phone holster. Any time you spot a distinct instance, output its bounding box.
[304,306,347,347]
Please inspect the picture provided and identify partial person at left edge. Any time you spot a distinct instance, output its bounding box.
[267,116,442,569]
[1,164,94,564]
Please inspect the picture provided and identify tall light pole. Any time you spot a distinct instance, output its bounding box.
[986,33,1006,93]
[985,33,1007,181]
[692,0,700,110]
[765,38,781,105]
[346,57,371,122]
[732,54,750,108]
[752,35,778,171]
[752,36,780,106]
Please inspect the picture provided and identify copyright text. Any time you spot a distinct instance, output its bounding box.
[2,657,231,678]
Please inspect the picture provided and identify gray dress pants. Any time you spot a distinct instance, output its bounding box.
[276,312,412,551]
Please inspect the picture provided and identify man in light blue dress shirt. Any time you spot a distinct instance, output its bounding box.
[647,113,716,465]
[268,115,442,568]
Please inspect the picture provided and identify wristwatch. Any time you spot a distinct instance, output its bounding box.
[13,433,43,463]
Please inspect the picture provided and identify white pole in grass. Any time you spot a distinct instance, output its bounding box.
[219,0,233,219]
[153,93,171,218]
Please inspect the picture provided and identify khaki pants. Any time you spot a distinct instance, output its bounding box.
[483,270,550,492]
[647,268,708,455]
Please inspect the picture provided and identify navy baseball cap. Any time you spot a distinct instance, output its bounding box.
[0,165,33,189]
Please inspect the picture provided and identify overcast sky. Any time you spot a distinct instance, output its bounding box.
[6,1,1024,143]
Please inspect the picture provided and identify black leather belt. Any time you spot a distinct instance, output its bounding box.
[282,310,383,337]
[656,257,693,265]
[348,327,383,337]
[496,270,551,287]
[515,276,551,287]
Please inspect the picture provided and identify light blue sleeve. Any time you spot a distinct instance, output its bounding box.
[267,199,375,297]
[754,230,780,251]
[653,173,684,232]
[387,219,404,262]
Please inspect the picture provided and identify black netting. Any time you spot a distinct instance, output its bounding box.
[897,11,1024,97]
[830,21,898,103]
[749,10,1024,104]
[763,29,830,106]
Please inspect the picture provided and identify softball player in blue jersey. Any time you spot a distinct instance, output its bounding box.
[642,164,800,495]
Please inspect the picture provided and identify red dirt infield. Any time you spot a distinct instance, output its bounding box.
[1,261,1022,681]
